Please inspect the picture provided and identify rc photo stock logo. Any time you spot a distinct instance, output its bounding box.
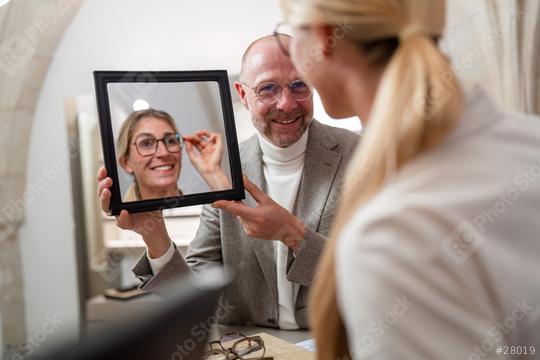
[442,221,485,264]
[0,0,79,77]
[0,33,35,78]
[0,31,35,75]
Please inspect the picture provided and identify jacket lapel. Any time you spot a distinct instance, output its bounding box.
[239,120,343,305]
[294,120,342,232]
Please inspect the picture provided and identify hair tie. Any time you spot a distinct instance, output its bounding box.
[399,24,428,41]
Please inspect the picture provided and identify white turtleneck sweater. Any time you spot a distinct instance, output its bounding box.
[256,129,309,330]
[148,128,309,330]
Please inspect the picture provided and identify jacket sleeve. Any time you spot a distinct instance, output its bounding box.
[286,226,328,287]
[131,204,223,296]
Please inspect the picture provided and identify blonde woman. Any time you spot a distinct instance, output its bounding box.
[116,109,230,201]
[279,0,540,359]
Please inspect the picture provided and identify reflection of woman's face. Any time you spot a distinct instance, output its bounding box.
[122,116,182,198]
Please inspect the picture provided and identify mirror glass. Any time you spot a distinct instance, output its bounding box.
[107,81,233,202]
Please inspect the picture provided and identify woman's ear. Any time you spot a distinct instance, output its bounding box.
[119,156,133,174]
[312,25,337,56]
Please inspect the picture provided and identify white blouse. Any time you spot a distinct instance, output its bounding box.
[336,87,540,359]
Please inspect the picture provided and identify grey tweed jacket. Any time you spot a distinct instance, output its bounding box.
[132,119,359,329]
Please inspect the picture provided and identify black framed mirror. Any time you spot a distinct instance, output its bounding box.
[94,70,244,215]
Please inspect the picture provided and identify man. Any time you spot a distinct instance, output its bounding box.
[98,34,359,329]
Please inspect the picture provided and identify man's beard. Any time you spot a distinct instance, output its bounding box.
[254,107,311,148]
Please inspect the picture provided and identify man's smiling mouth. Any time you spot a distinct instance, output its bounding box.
[271,115,302,125]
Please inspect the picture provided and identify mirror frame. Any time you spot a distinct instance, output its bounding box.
[93,70,245,215]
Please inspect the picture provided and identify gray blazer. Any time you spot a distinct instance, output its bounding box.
[132,120,359,329]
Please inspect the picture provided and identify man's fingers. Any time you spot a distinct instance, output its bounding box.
[243,175,267,203]
[212,200,239,213]
[212,200,256,218]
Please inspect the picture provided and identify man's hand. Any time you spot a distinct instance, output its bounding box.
[97,166,172,258]
[212,175,306,251]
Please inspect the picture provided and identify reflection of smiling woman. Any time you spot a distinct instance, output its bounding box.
[117,109,184,201]
[117,108,232,201]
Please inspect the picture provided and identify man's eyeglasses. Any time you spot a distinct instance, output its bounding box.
[132,133,183,157]
[202,333,273,360]
[241,79,313,104]
[273,21,293,57]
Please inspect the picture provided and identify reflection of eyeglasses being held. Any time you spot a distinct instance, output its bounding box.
[184,130,231,191]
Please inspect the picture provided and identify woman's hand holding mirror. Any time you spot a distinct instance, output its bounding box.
[97,166,172,259]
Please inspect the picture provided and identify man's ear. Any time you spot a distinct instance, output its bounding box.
[234,81,250,110]
[119,156,133,174]
[313,25,336,56]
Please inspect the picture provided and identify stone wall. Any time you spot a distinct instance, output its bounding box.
[0,0,84,357]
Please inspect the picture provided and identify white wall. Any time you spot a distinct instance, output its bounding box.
[19,0,283,344]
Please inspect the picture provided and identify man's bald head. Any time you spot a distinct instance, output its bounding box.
[234,33,313,148]
[239,34,292,81]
